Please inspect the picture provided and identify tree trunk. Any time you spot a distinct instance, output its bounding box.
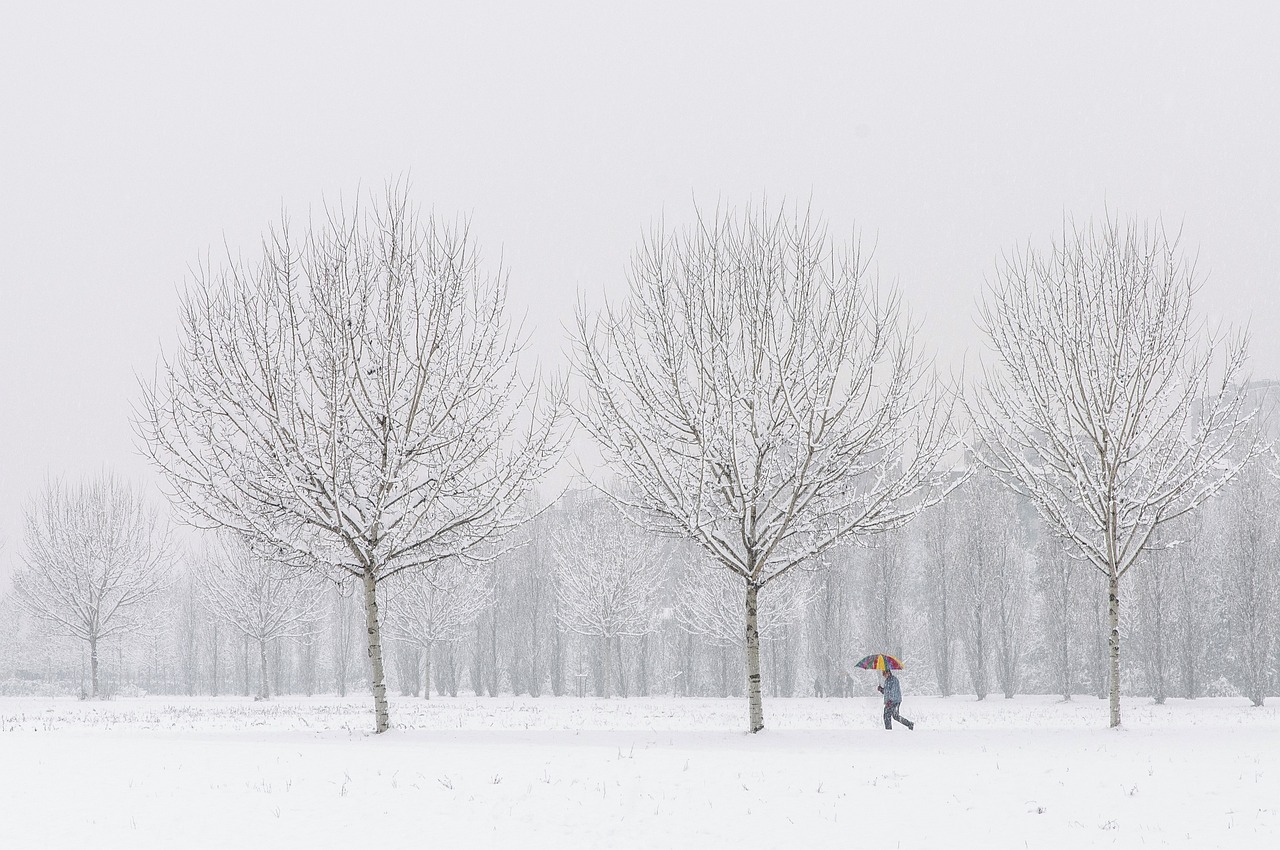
[89,636,100,699]
[615,635,628,698]
[422,642,432,700]
[972,609,988,701]
[1108,571,1122,728]
[683,630,696,696]
[600,634,612,698]
[302,632,315,697]
[1152,577,1166,705]
[487,613,500,697]
[258,638,270,700]
[1057,558,1072,701]
[211,622,220,697]
[745,583,764,733]
[637,632,649,697]
[550,628,564,697]
[362,570,391,733]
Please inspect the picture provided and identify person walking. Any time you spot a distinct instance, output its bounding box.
[878,668,915,730]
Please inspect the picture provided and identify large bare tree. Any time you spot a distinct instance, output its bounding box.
[971,217,1258,727]
[14,474,172,697]
[139,188,565,731]
[574,204,953,731]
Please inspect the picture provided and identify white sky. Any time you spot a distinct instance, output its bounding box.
[2,1,1278,584]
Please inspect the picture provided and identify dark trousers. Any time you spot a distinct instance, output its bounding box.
[884,701,913,730]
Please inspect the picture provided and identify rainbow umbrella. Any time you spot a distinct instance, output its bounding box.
[854,653,903,671]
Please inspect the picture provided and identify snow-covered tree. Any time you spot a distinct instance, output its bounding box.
[575,203,953,732]
[807,557,857,698]
[1131,527,1176,703]
[194,533,326,700]
[1169,513,1214,699]
[950,473,1029,699]
[13,474,172,697]
[506,503,555,697]
[327,582,362,697]
[1216,461,1279,705]
[857,537,907,669]
[954,493,996,699]
[971,216,1258,727]
[383,559,494,698]
[550,494,666,697]
[139,187,565,731]
[915,497,958,696]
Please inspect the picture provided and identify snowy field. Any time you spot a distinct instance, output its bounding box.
[4,694,1278,849]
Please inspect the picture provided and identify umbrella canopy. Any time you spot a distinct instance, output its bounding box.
[854,653,903,671]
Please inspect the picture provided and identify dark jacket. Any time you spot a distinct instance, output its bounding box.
[880,673,902,704]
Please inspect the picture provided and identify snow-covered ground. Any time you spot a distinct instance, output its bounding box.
[4,693,1277,849]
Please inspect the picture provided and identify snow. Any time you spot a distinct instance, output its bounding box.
[4,694,1278,848]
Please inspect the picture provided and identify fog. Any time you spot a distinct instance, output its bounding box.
[2,1,1278,583]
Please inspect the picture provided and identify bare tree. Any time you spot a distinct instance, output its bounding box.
[807,557,856,698]
[991,559,1029,700]
[13,474,171,698]
[858,537,907,669]
[382,559,494,698]
[194,533,326,700]
[971,216,1257,727]
[1132,527,1175,704]
[574,203,953,731]
[950,473,1029,699]
[1034,537,1082,700]
[139,187,565,731]
[916,498,958,697]
[550,494,666,698]
[509,504,554,697]
[1170,513,1212,699]
[954,492,995,700]
[1217,460,1279,706]
[329,582,361,697]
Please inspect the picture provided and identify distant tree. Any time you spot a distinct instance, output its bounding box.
[575,203,953,732]
[858,537,907,669]
[194,533,326,700]
[916,498,958,697]
[383,559,494,699]
[14,474,171,698]
[988,502,1030,700]
[140,187,565,731]
[1216,461,1279,706]
[807,557,856,699]
[509,505,554,697]
[954,487,995,700]
[972,216,1258,727]
[328,582,361,697]
[1132,527,1176,704]
[550,495,666,698]
[950,473,1029,699]
[1163,510,1221,700]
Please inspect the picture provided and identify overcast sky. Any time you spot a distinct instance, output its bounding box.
[2,1,1278,584]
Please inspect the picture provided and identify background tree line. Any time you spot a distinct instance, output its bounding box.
[0,192,1274,733]
[2,453,1277,707]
